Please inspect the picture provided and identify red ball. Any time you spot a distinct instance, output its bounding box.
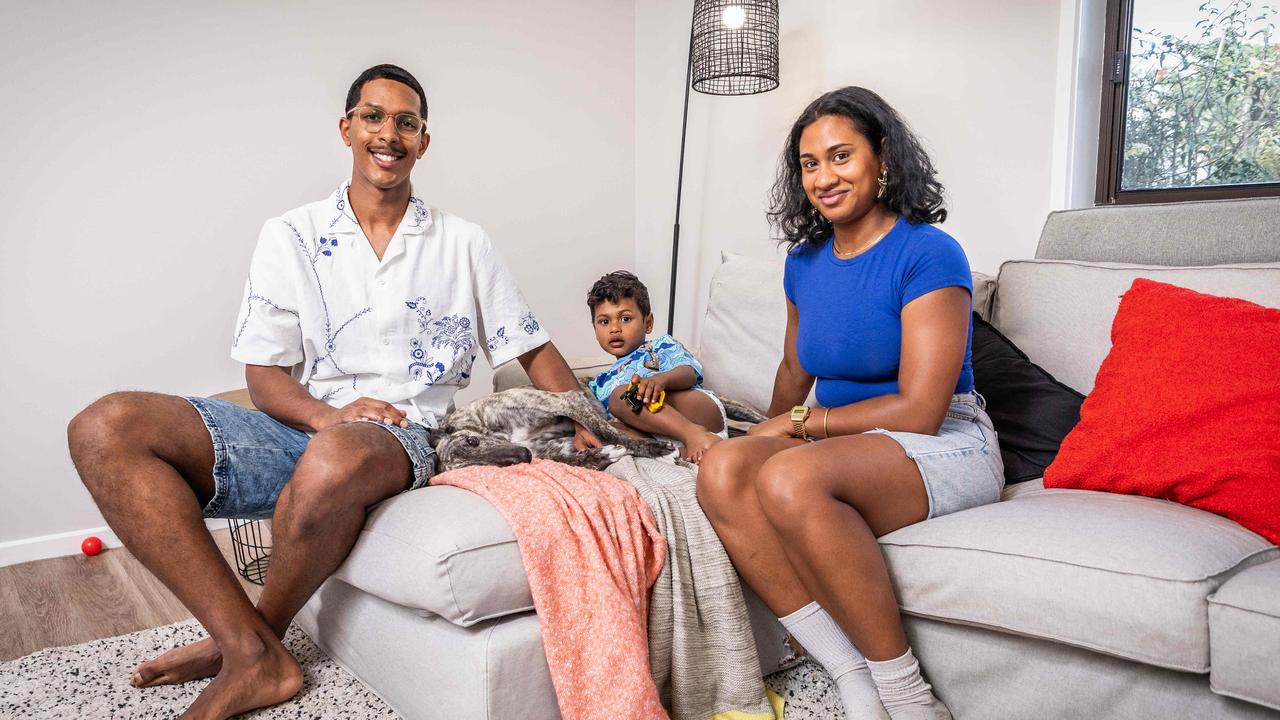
[81,536,103,556]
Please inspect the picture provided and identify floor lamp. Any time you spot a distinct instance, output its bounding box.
[667,0,780,335]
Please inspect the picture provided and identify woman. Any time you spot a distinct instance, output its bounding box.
[697,87,1003,720]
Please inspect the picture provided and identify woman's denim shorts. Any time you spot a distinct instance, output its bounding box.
[866,392,1004,520]
[183,396,437,520]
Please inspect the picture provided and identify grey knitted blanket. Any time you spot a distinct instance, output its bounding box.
[606,456,774,720]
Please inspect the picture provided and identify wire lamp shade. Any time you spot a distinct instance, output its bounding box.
[691,0,779,96]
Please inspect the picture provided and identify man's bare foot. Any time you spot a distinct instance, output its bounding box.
[681,431,723,464]
[178,633,302,720]
[132,637,222,687]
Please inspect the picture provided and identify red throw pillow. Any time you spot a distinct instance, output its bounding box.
[1043,278,1280,544]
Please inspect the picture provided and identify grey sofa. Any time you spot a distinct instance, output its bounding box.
[295,196,1280,719]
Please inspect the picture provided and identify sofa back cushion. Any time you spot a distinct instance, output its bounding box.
[698,252,807,414]
[990,261,1280,394]
[1036,197,1280,266]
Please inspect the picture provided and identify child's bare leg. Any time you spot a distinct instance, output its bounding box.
[607,387,722,462]
[665,390,725,462]
[608,417,652,439]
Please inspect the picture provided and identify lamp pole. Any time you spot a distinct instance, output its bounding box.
[667,8,696,337]
[665,0,779,336]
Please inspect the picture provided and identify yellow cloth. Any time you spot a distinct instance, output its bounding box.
[710,689,786,720]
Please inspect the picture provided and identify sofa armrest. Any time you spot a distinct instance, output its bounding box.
[492,356,615,393]
[973,271,996,321]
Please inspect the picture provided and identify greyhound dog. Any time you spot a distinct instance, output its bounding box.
[430,386,679,471]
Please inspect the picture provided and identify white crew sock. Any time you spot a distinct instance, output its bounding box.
[865,647,952,720]
[779,602,889,720]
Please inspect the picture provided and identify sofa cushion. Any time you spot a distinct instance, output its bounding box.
[1208,560,1280,711]
[970,313,1083,483]
[879,483,1279,673]
[333,485,531,627]
[1044,279,1280,545]
[990,260,1280,394]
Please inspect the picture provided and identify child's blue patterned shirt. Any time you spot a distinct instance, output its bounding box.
[588,335,706,413]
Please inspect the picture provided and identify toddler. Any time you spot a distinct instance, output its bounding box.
[586,271,726,463]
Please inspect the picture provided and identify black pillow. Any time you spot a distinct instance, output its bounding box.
[970,312,1085,483]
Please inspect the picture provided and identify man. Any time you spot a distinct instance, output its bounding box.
[66,64,599,720]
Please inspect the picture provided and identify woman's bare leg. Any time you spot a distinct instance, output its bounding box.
[755,434,949,718]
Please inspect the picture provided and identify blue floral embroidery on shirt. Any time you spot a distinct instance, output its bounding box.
[409,196,430,228]
[519,311,540,335]
[431,314,475,353]
[487,327,509,351]
[281,219,371,378]
[329,186,359,230]
[404,310,477,385]
[233,275,299,348]
[408,337,447,382]
[405,298,433,333]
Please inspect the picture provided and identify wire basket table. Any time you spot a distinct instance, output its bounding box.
[227,519,272,585]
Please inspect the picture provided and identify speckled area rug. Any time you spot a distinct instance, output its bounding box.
[0,620,397,719]
[0,620,845,719]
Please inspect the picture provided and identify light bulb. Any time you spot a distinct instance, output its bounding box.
[722,5,746,30]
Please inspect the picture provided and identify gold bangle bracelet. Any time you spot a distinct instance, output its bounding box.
[822,407,831,439]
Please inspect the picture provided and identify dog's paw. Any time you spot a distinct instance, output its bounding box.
[598,444,629,464]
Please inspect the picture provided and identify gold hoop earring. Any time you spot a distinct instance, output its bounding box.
[876,169,888,199]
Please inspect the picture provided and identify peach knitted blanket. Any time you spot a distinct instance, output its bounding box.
[432,459,669,720]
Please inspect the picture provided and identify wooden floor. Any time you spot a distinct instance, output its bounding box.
[0,529,264,662]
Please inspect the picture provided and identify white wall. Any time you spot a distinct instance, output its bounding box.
[0,0,634,560]
[636,0,1078,342]
[1,0,1105,562]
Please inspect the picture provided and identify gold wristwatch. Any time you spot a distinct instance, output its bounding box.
[790,405,812,439]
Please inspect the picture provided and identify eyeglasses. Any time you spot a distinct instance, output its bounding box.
[344,106,426,137]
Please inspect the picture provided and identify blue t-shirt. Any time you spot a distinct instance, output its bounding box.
[782,216,974,408]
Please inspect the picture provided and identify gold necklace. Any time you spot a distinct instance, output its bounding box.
[833,224,892,258]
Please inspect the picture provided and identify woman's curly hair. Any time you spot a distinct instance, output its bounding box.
[768,87,947,251]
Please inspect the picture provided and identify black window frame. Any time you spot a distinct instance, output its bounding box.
[1096,0,1280,205]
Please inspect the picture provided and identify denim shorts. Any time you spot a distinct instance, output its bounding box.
[866,392,1005,520]
[183,396,437,520]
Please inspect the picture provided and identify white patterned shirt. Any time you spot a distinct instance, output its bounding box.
[231,181,550,426]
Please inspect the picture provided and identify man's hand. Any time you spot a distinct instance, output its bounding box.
[314,397,409,431]
[745,413,796,439]
[573,422,602,451]
[631,373,668,405]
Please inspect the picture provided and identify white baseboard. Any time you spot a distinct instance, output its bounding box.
[0,520,228,568]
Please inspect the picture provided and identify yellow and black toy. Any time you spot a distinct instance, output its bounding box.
[619,380,665,414]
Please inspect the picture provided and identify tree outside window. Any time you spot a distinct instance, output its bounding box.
[1098,0,1280,203]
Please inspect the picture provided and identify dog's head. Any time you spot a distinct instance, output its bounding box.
[429,427,534,471]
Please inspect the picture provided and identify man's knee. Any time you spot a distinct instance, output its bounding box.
[287,425,406,510]
[67,391,162,468]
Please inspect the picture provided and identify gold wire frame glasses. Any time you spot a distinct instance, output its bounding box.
[344,105,426,137]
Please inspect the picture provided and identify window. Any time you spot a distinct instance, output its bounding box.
[1097,0,1280,204]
